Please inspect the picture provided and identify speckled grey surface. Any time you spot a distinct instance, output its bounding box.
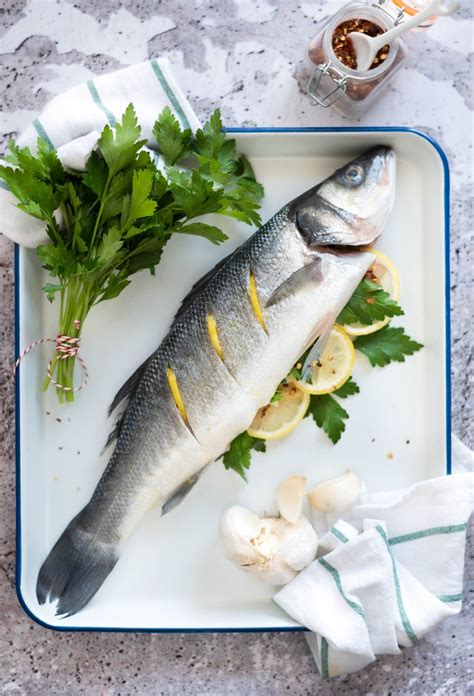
[0,1,473,694]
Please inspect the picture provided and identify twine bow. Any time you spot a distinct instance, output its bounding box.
[14,320,88,393]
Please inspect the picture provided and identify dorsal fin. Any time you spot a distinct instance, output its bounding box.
[102,420,123,453]
[108,354,152,417]
[104,354,152,451]
[173,251,233,322]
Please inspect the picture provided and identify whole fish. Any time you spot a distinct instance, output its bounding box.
[37,146,396,616]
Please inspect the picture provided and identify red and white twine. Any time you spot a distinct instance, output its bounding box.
[14,320,88,393]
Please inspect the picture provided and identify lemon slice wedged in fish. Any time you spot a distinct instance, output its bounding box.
[290,326,355,396]
[343,249,400,337]
[248,384,310,440]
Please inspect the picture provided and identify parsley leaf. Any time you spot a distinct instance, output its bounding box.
[96,226,123,266]
[332,377,360,398]
[220,432,266,481]
[354,326,423,367]
[167,168,223,218]
[98,104,146,176]
[83,150,109,198]
[337,278,404,326]
[194,109,226,160]
[175,222,228,245]
[306,393,349,444]
[153,106,193,165]
[304,378,359,444]
[42,283,64,303]
[122,169,157,231]
[97,274,132,303]
[0,165,59,220]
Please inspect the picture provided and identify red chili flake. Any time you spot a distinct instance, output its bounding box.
[365,268,380,282]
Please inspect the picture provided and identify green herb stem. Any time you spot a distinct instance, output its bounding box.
[88,173,112,256]
[41,275,93,403]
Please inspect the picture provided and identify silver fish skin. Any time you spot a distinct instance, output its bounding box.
[36,146,396,616]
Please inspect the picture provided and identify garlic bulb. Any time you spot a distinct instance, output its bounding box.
[308,469,362,514]
[220,505,318,585]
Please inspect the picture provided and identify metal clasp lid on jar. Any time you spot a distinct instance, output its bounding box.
[307,61,348,108]
[307,1,407,109]
[372,0,405,27]
[373,0,405,27]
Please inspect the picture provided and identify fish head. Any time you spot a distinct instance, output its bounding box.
[292,146,396,249]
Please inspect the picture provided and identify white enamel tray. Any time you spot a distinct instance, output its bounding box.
[16,128,450,632]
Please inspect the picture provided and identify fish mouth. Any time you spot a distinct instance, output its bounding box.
[365,145,396,196]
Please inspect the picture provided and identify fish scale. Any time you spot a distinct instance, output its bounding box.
[36,146,396,616]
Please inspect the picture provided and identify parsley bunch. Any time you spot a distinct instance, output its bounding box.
[222,277,423,480]
[1,106,263,402]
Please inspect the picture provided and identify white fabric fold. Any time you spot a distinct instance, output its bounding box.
[274,443,474,679]
[0,58,200,248]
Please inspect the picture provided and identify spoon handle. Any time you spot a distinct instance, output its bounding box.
[369,0,460,53]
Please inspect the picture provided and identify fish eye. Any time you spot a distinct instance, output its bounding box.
[343,164,364,185]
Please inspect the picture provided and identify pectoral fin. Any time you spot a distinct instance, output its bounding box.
[266,257,322,308]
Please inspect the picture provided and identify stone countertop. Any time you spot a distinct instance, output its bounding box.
[0,1,472,694]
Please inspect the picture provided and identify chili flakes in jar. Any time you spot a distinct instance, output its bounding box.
[332,18,390,70]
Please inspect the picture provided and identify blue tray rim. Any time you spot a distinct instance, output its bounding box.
[15,125,451,634]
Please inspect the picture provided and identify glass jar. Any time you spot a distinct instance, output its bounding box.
[307,0,409,117]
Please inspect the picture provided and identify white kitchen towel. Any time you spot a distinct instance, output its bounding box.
[274,458,474,679]
[0,58,200,248]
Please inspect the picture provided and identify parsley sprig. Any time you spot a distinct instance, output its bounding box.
[354,326,423,367]
[305,378,360,445]
[337,278,404,325]
[1,106,263,402]
[220,432,266,482]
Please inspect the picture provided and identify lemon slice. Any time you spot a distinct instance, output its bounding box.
[343,249,400,337]
[290,325,355,395]
[248,384,310,440]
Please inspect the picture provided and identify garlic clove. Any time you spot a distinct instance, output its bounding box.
[220,505,264,566]
[277,475,307,523]
[277,516,318,571]
[308,469,362,514]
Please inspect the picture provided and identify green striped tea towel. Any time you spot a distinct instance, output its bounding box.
[1,58,199,248]
[274,465,473,679]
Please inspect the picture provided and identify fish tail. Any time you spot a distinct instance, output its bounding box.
[36,506,119,617]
